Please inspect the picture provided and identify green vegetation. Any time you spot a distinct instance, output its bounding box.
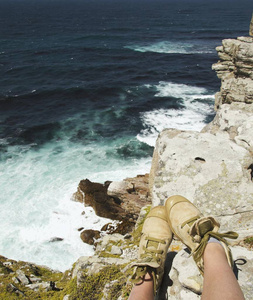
[244,236,253,248]
[68,265,124,300]
[0,205,152,299]
[129,205,151,247]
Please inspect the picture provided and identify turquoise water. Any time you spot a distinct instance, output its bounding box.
[0,0,252,270]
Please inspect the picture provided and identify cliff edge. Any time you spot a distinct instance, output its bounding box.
[1,18,253,300]
[149,30,253,299]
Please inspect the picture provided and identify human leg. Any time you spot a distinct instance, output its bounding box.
[202,242,244,300]
[128,271,154,300]
[165,195,244,299]
[128,206,172,299]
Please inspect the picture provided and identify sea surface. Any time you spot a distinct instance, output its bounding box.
[0,0,252,271]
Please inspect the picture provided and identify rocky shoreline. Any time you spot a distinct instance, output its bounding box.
[1,16,253,300]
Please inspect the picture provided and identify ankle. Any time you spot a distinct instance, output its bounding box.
[204,242,227,264]
[135,270,153,285]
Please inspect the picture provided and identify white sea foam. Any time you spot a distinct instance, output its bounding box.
[137,82,215,146]
[125,41,214,54]
[0,140,151,271]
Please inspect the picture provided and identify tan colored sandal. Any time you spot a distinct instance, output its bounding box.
[165,195,238,275]
[130,206,172,294]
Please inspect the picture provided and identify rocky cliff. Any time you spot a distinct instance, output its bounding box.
[70,25,253,299]
[149,31,253,299]
[1,21,253,300]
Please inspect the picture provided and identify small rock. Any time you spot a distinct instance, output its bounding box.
[124,233,132,239]
[16,269,30,285]
[7,283,24,296]
[49,237,64,242]
[3,261,13,267]
[29,275,42,283]
[26,281,53,292]
[12,276,19,284]
[110,245,122,256]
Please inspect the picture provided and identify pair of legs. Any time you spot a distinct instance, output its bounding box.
[129,242,244,300]
[128,195,244,300]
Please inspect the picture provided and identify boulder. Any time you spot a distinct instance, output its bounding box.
[6,283,24,296]
[149,128,253,228]
[72,174,151,242]
[16,269,30,285]
[202,102,253,151]
[78,179,126,220]
[72,175,151,223]
[101,219,135,235]
[107,174,151,220]
[80,229,101,245]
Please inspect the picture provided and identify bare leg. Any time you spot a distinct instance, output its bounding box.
[202,243,244,300]
[128,271,154,300]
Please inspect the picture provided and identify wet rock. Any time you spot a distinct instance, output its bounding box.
[49,237,64,242]
[80,229,101,245]
[78,179,126,220]
[72,175,151,245]
[73,174,151,224]
[101,219,135,235]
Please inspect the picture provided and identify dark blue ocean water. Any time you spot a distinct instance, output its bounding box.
[0,0,252,270]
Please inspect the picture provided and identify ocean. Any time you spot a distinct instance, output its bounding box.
[0,0,252,271]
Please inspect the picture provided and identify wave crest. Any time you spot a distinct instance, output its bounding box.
[125,41,214,54]
[137,82,215,146]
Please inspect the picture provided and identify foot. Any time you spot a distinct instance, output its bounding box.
[130,206,173,294]
[165,195,238,275]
